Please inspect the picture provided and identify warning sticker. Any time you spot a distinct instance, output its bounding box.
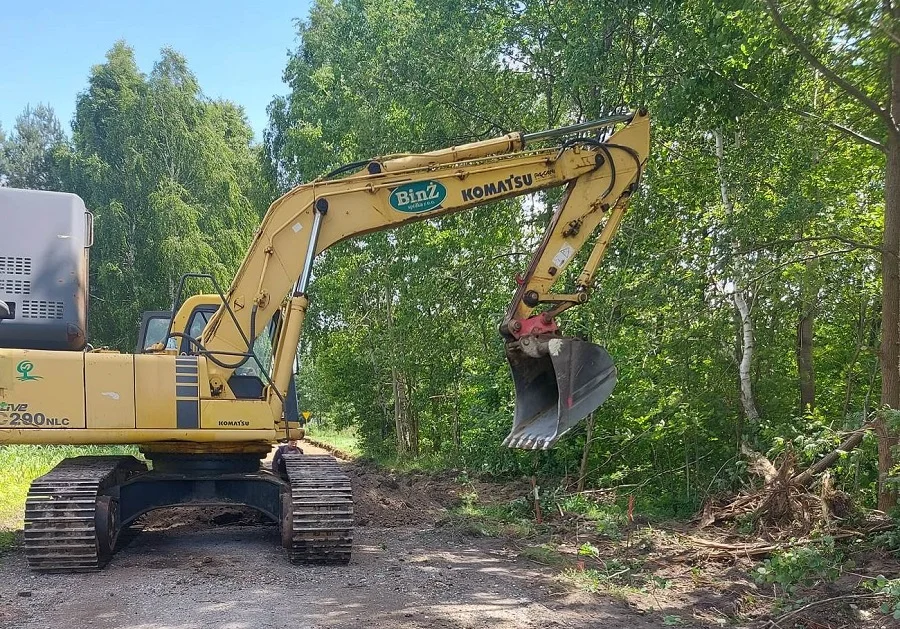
[552,244,575,268]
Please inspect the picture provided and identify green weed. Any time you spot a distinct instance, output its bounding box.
[0,530,17,551]
[303,424,362,457]
[563,557,649,595]
[663,615,686,626]
[555,493,628,538]
[446,494,540,538]
[519,544,568,566]
[752,537,845,597]
[867,575,900,620]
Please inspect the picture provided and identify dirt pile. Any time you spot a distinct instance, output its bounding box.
[347,461,530,527]
[139,506,271,532]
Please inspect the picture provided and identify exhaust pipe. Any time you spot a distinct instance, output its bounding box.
[503,335,617,450]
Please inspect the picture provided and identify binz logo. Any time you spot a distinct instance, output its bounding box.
[462,174,534,202]
[389,180,447,213]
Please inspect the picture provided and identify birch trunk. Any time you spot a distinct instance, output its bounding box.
[392,365,410,456]
[733,291,760,423]
[385,280,410,456]
[797,257,817,414]
[716,130,760,423]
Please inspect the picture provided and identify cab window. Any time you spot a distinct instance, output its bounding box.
[137,311,175,352]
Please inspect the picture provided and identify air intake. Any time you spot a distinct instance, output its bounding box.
[21,300,65,320]
[0,256,33,275]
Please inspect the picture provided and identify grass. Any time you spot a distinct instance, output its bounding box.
[519,544,569,566]
[447,497,541,538]
[0,445,138,542]
[303,423,362,457]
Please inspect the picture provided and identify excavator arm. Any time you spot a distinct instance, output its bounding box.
[190,110,650,449]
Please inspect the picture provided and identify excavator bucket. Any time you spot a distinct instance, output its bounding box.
[503,336,617,450]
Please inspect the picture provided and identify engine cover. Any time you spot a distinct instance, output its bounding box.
[0,188,91,350]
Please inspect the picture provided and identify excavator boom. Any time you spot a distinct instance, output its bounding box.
[194,110,650,448]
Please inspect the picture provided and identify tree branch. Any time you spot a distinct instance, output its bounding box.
[710,68,885,152]
[792,424,872,486]
[745,248,861,285]
[741,234,883,255]
[762,0,899,141]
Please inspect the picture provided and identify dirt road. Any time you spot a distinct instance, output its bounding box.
[0,444,658,629]
[0,522,658,629]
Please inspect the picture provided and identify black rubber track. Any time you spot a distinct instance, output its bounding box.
[24,456,147,573]
[284,454,353,564]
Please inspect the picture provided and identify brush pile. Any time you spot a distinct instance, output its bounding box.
[698,428,868,539]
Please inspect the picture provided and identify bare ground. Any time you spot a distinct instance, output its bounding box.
[0,522,660,629]
[0,442,654,629]
[0,442,895,628]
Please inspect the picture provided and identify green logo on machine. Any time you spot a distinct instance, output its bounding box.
[389,181,447,213]
[16,361,41,382]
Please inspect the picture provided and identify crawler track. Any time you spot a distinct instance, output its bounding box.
[284,454,353,564]
[24,456,147,573]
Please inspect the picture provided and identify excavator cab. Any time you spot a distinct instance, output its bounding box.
[136,292,301,422]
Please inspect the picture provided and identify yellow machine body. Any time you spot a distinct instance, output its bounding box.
[0,112,652,572]
[0,349,282,444]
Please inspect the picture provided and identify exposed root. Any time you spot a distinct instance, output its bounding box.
[697,428,870,539]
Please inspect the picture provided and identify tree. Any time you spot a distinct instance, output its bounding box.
[268,0,887,506]
[55,42,268,349]
[758,0,899,510]
[1,103,66,189]
[0,123,8,183]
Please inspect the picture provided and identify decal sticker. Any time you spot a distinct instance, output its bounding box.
[0,402,70,427]
[552,244,575,268]
[16,360,41,382]
[462,174,533,202]
[389,181,447,213]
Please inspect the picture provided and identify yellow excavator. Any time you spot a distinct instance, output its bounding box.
[0,110,649,571]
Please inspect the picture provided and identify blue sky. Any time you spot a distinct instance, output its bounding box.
[0,0,312,140]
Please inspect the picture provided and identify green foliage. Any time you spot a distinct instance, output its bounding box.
[268,0,887,511]
[49,42,269,349]
[869,575,900,620]
[303,422,362,457]
[0,0,891,518]
[752,538,845,596]
[0,103,65,189]
[448,494,538,539]
[872,521,900,553]
[0,530,16,552]
[563,557,650,593]
[555,493,628,538]
[519,544,568,566]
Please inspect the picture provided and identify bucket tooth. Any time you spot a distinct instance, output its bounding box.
[505,336,617,450]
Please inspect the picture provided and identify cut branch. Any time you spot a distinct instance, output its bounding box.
[792,425,871,487]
